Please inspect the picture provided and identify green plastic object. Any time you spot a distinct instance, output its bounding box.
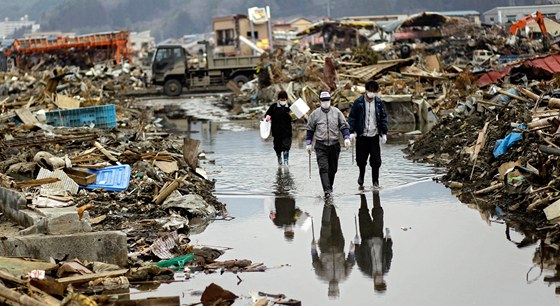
[154,254,195,268]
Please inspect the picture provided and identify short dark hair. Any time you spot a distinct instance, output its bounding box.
[365,80,379,92]
[278,90,288,100]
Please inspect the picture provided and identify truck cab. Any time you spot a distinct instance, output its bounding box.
[151,45,188,96]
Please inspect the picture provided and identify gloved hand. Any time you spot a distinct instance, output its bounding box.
[349,133,357,141]
[306,145,312,155]
[380,134,387,145]
[344,139,351,148]
[265,115,271,122]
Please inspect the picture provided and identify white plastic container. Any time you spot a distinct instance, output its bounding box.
[290,98,310,119]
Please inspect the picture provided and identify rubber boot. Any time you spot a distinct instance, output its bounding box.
[277,154,282,165]
[283,151,289,165]
[372,166,379,188]
[320,172,332,195]
[357,166,365,187]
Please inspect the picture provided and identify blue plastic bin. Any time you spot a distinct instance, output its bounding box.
[46,104,117,129]
[85,164,131,192]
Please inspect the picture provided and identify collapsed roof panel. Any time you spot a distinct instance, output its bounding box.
[477,53,560,87]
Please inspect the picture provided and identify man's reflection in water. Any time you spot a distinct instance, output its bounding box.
[270,168,300,241]
[356,191,393,292]
[312,202,355,298]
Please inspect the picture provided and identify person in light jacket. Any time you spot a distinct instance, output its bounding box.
[306,91,351,198]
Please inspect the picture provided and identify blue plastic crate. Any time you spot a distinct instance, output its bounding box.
[85,164,131,192]
[46,104,116,129]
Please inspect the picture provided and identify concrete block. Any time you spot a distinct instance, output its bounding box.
[0,231,128,267]
[0,186,33,227]
[18,210,92,235]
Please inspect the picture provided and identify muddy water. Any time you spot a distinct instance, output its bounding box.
[135,98,560,305]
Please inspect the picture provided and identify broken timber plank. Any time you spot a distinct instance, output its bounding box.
[94,141,118,162]
[14,108,39,125]
[16,178,60,188]
[56,269,129,284]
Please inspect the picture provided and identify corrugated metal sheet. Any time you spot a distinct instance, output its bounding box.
[526,53,560,74]
[37,168,79,195]
[477,54,560,87]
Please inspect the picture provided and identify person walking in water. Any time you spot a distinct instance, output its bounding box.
[348,80,388,189]
[306,91,351,198]
[265,90,293,165]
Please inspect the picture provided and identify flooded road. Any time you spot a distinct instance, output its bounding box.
[136,98,560,305]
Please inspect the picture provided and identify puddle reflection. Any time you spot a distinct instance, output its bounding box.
[270,168,304,241]
[356,191,393,293]
[311,201,354,299]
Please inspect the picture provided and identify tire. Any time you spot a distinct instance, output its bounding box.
[400,44,411,59]
[232,74,250,87]
[163,79,182,96]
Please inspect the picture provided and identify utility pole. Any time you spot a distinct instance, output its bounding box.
[326,0,336,19]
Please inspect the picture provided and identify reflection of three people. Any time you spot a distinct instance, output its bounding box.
[311,192,393,297]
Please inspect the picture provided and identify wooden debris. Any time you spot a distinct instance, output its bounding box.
[56,269,129,285]
[16,178,60,188]
[153,174,188,205]
[94,141,118,162]
[474,183,504,195]
[183,138,200,170]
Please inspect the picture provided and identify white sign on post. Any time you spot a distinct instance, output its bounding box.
[248,7,268,24]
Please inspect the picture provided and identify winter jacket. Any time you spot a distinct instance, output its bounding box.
[306,107,350,146]
[348,95,388,136]
[265,102,293,138]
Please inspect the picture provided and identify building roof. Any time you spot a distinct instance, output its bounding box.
[288,17,312,24]
[438,10,480,16]
[483,4,560,15]
[296,20,377,36]
[381,12,448,33]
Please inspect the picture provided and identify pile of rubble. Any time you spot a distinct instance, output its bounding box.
[406,57,560,241]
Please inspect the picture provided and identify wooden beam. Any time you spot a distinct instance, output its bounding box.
[56,269,129,285]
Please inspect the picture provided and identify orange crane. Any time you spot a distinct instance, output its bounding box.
[2,30,133,68]
[509,11,549,51]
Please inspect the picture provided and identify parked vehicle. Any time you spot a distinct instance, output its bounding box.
[152,41,260,96]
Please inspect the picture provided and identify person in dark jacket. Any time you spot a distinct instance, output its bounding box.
[265,90,293,165]
[347,80,388,189]
[311,200,355,298]
[355,191,393,292]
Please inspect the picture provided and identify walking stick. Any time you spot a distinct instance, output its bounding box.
[354,214,360,243]
[308,151,311,179]
[352,139,354,165]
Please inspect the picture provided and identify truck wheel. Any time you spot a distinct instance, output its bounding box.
[233,75,250,87]
[164,79,182,96]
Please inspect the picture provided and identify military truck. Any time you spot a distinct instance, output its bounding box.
[151,41,260,96]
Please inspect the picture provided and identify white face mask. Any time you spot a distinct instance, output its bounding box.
[321,101,331,109]
[279,101,287,106]
[366,91,375,99]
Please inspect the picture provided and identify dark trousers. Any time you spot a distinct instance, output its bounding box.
[356,135,382,184]
[273,136,292,156]
[359,193,384,240]
[315,142,341,192]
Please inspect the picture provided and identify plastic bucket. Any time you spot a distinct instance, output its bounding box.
[290,98,310,119]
